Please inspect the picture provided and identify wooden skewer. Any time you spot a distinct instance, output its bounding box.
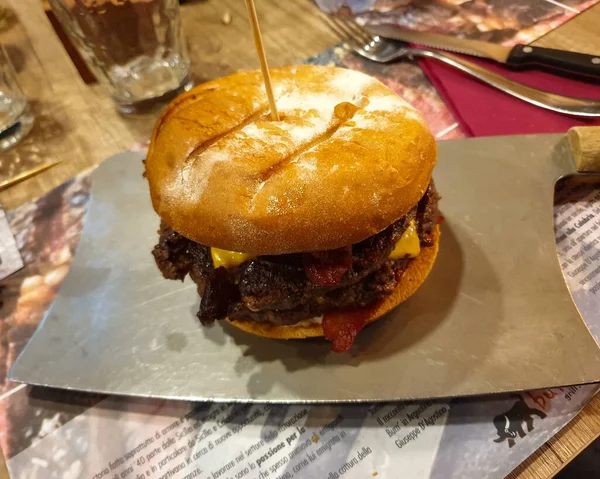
[0,160,61,192]
[244,0,279,121]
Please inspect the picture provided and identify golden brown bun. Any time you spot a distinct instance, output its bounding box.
[227,225,440,339]
[146,65,437,255]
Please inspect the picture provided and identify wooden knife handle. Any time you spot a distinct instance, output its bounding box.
[568,127,600,172]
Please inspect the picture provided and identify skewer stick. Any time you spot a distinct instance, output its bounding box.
[0,160,61,192]
[244,0,279,121]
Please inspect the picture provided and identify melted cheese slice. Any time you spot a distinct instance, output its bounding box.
[211,221,420,270]
[211,248,254,269]
[389,220,420,259]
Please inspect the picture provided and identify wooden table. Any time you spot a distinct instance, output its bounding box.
[0,0,599,477]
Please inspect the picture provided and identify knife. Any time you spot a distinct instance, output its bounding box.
[368,24,600,79]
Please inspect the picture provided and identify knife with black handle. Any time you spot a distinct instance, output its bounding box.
[369,25,600,80]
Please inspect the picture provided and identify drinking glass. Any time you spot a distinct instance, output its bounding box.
[49,0,192,114]
[0,44,34,152]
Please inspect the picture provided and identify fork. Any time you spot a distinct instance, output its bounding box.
[321,14,600,118]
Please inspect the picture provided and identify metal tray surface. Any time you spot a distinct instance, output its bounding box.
[9,134,600,402]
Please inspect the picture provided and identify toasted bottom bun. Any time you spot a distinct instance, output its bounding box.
[227,225,440,340]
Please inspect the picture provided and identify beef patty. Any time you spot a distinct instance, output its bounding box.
[152,182,441,325]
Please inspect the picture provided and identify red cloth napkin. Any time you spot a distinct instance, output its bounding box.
[418,55,600,137]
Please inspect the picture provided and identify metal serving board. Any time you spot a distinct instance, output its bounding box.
[9,134,600,402]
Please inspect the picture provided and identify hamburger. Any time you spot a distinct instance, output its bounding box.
[145,65,440,352]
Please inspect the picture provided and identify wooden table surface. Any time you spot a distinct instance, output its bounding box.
[0,0,599,477]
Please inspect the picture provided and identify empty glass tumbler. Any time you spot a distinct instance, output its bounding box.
[0,44,34,152]
[49,0,192,113]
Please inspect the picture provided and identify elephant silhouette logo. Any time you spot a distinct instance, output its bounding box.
[493,395,547,448]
